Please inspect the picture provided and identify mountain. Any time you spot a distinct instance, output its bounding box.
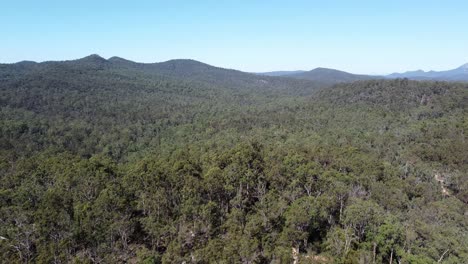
[258,67,379,84]
[257,70,306,77]
[258,63,468,83]
[387,63,468,81]
[0,55,323,96]
[286,67,378,84]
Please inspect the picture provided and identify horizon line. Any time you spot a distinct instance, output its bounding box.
[2,53,466,76]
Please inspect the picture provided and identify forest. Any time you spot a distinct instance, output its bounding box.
[0,56,467,263]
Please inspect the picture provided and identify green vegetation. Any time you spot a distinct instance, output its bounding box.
[0,56,467,263]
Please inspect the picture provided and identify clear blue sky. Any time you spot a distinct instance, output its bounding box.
[2,0,467,74]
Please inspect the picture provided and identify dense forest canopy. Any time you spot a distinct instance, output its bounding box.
[0,56,467,263]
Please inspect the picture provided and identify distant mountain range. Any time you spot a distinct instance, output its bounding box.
[258,68,380,85]
[258,63,468,83]
[283,68,377,84]
[387,63,468,81]
[4,55,468,86]
[257,70,306,77]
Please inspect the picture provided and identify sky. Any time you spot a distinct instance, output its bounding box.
[1,0,468,74]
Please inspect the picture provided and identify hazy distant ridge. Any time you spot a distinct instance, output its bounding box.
[387,63,468,81]
[259,63,468,82]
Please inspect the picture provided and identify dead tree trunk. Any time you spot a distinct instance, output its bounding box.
[389,248,393,264]
[372,242,377,264]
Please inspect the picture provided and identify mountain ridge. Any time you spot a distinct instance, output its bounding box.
[387,63,468,81]
[3,55,468,83]
[260,63,468,82]
[0,54,324,98]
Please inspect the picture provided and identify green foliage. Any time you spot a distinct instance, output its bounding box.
[0,58,467,263]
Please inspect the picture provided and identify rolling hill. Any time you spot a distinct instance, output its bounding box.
[259,63,468,82]
[0,55,324,97]
[0,55,467,263]
[259,67,379,84]
[287,67,378,84]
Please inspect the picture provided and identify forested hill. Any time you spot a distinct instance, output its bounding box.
[0,55,321,95]
[258,67,378,84]
[285,67,377,84]
[0,56,467,263]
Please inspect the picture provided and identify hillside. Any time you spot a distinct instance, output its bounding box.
[0,58,467,263]
[0,55,321,95]
[0,55,325,161]
[259,67,379,84]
